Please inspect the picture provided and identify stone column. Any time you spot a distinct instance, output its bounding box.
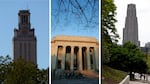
[92,48,96,70]
[61,46,66,70]
[94,47,98,70]
[52,45,58,70]
[78,46,82,71]
[70,46,74,70]
[86,47,91,70]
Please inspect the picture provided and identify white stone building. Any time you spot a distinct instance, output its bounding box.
[51,35,99,71]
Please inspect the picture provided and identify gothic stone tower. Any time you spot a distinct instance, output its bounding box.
[123,4,140,47]
[13,10,37,64]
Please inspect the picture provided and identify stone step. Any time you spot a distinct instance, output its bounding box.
[80,70,99,79]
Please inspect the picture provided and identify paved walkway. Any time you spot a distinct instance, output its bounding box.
[129,73,150,84]
[129,81,148,84]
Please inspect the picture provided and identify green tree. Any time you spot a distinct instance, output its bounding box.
[5,58,37,84]
[102,41,111,64]
[37,68,49,84]
[109,42,148,79]
[102,0,119,43]
[0,55,11,83]
[102,0,119,64]
[123,42,147,73]
[0,56,48,84]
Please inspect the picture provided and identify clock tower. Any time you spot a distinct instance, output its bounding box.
[13,10,37,64]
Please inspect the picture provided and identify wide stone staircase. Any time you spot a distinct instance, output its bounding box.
[80,70,99,79]
[52,69,99,79]
[51,69,99,84]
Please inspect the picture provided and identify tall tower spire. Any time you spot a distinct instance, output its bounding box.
[123,4,140,47]
[13,10,37,64]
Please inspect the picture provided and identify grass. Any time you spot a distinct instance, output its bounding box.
[102,65,127,84]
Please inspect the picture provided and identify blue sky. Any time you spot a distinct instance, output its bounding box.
[0,0,48,69]
[51,0,99,40]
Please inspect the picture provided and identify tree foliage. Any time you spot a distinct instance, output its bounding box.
[102,0,119,43]
[102,41,111,64]
[102,0,119,64]
[5,58,37,84]
[37,68,49,84]
[108,42,148,74]
[0,56,48,84]
[0,55,11,83]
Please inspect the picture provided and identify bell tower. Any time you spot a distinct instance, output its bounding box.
[13,10,37,64]
[18,10,30,30]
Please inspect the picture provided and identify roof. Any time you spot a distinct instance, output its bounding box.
[51,35,98,43]
[18,10,30,15]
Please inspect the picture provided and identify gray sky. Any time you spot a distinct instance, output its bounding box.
[114,0,150,47]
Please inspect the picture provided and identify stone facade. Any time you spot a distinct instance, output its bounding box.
[123,4,140,47]
[141,42,150,55]
[145,42,150,48]
[13,10,37,64]
[51,35,99,71]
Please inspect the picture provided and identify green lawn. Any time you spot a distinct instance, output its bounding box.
[102,65,127,84]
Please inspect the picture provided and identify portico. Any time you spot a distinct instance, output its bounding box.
[51,35,99,71]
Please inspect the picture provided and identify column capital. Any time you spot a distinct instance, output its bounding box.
[86,46,90,48]
[71,46,75,48]
[63,45,65,47]
[86,47,90,50]
[78,46,82,48]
